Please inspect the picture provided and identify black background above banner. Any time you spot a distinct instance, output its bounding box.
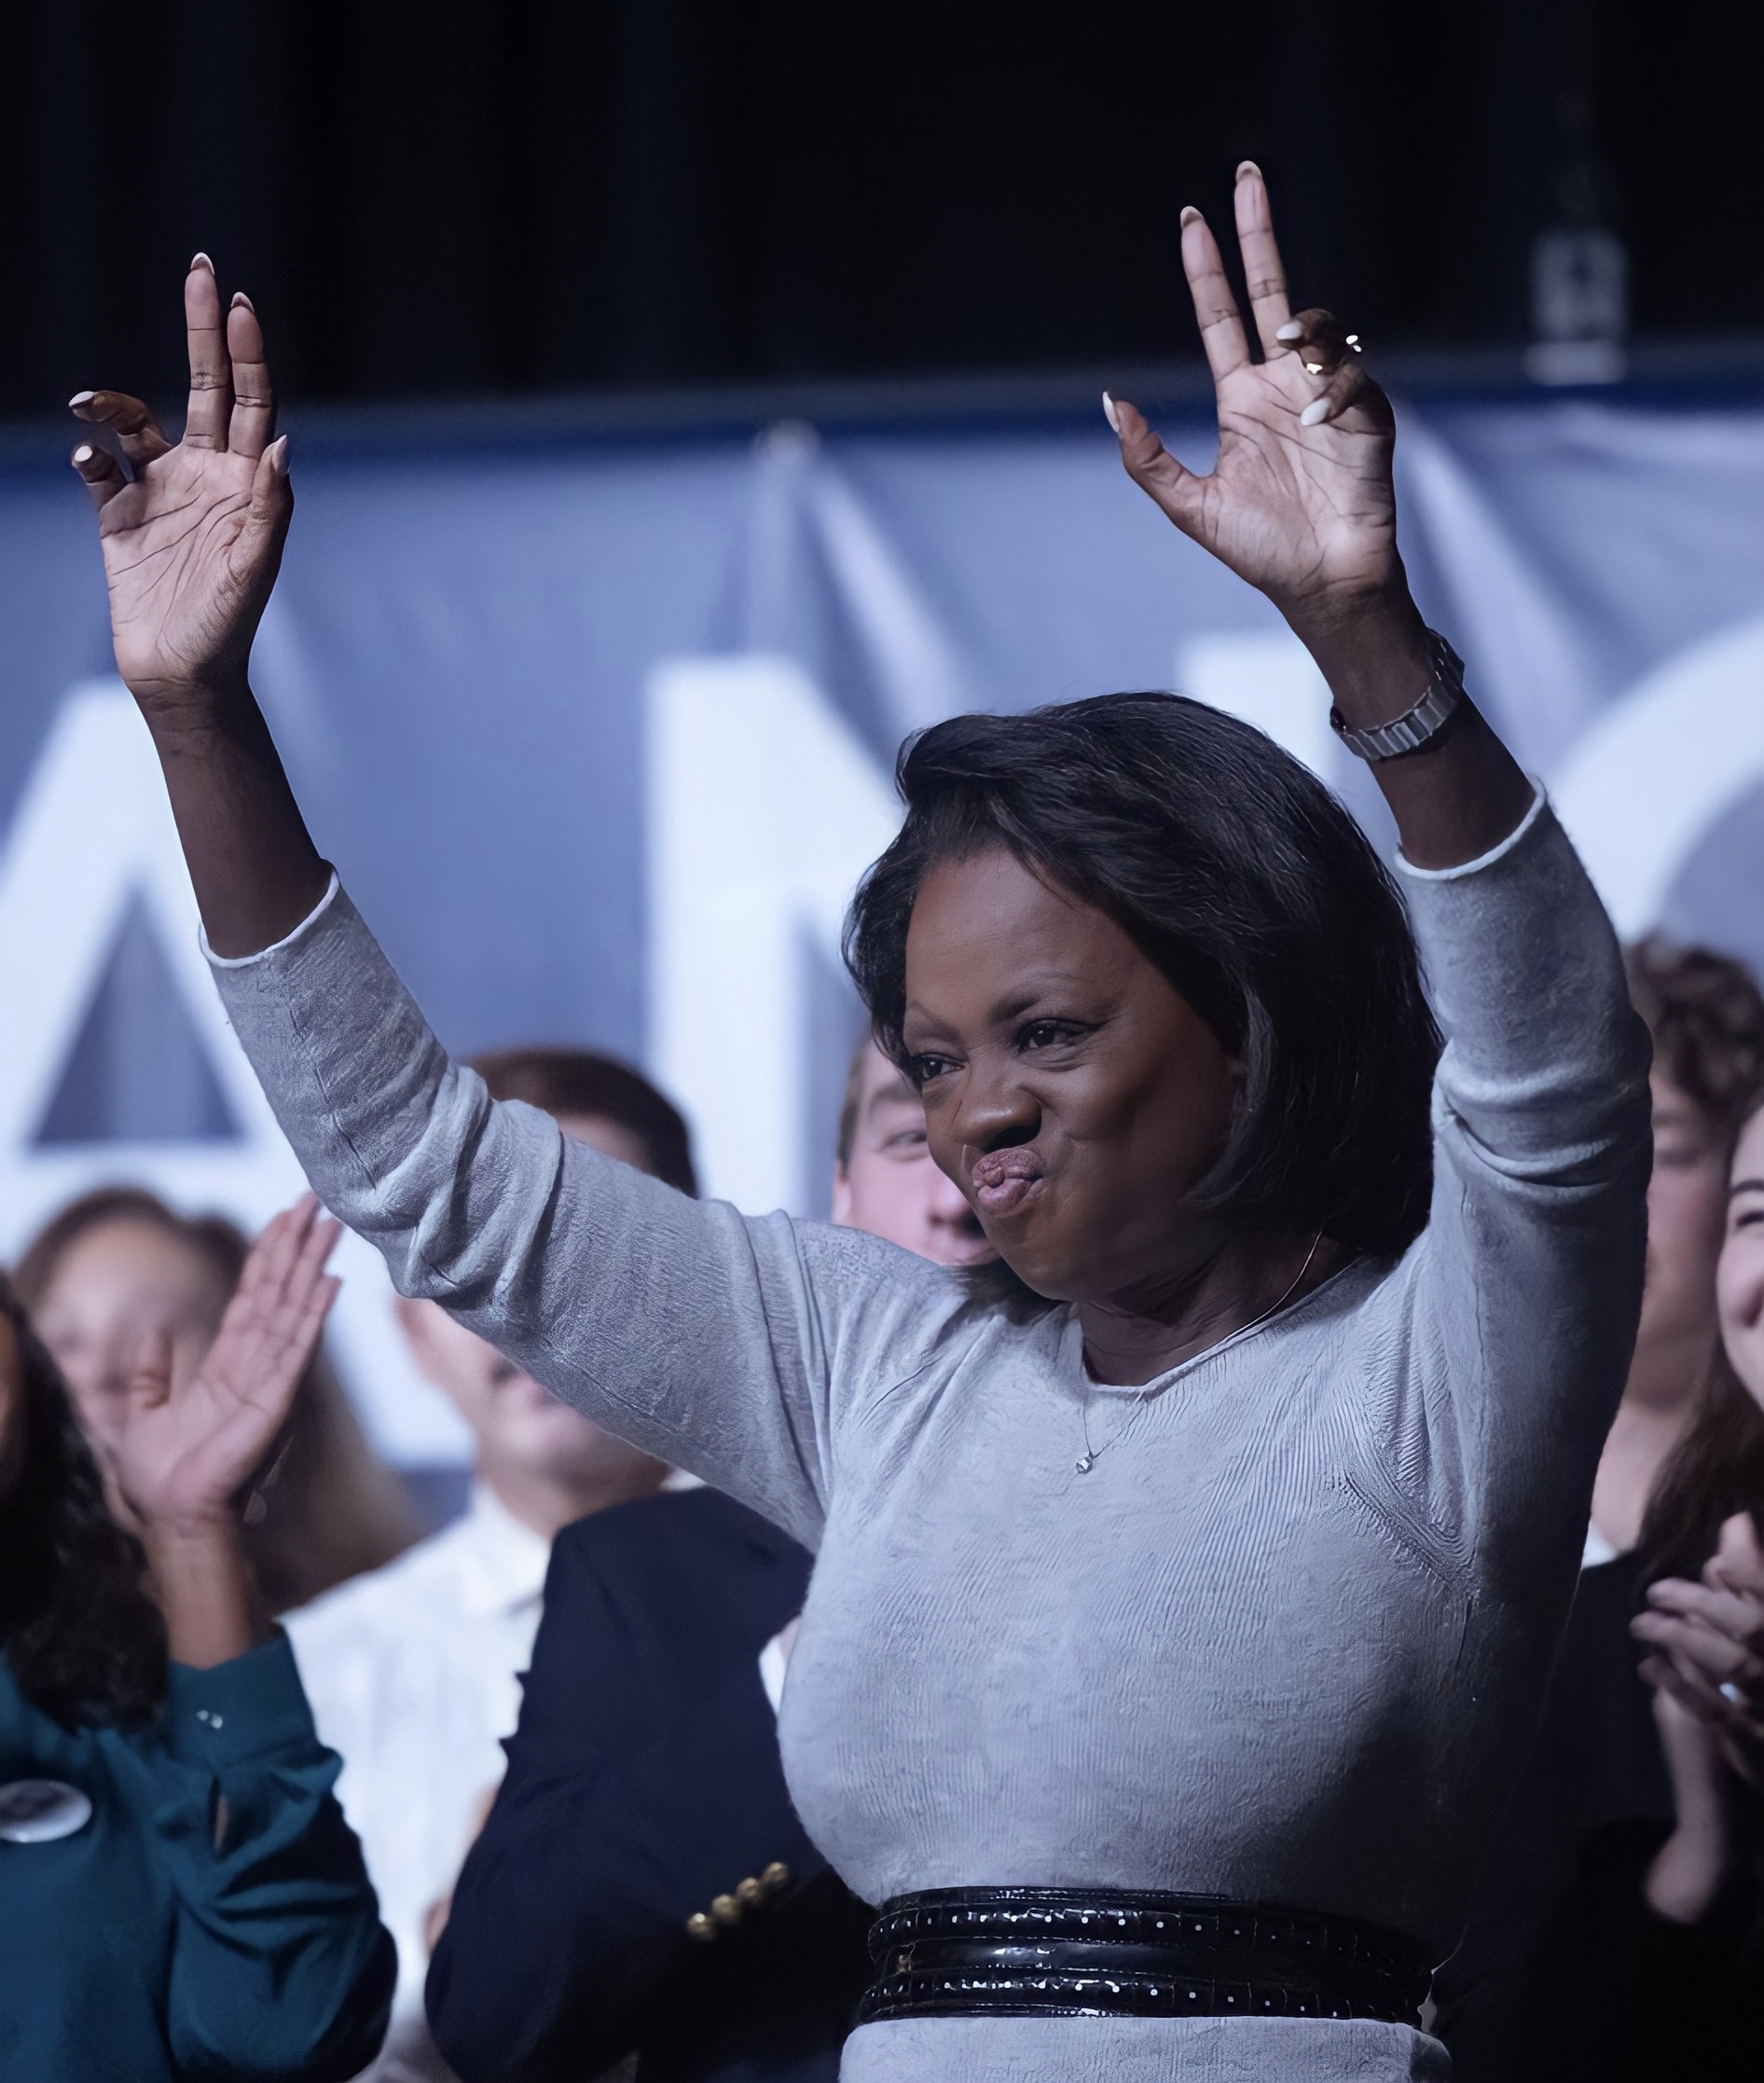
[2,0,1759,418]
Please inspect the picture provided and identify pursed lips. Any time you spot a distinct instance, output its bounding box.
[970,1146,1045,1216]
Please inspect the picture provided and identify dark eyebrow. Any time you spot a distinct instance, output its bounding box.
[903,976,1095,1039]
[988,978,1102,1025]
[1730,1178,1764,1197]
[991,993,1047,1025]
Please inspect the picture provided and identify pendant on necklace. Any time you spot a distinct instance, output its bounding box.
[1075,1453,1096,1473]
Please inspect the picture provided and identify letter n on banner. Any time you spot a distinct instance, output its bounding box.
[646,656,901,1216]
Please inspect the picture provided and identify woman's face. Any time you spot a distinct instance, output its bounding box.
[1717,1108,1764,1409]
[902,848,1239,1303]
[30,1221,231,1460]
[1638,1071,1733,1360]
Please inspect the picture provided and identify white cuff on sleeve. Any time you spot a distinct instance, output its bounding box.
[200,871,342,969]
[1394,782,1547,884]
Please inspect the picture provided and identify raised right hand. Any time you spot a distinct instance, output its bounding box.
[1108,166,1401,639]
[99,1194,339,1667]
[106,1194,340,1541]
[70,255,291,710]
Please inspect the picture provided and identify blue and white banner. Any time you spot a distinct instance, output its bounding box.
[2,389,1760,1462]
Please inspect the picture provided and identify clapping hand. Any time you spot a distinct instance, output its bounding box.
[1634,1518,1764,1922]
[1108,164,1399,639]
[1633,1512,1764,1784]
[106,1195,340,1542]
[70,255,291,711]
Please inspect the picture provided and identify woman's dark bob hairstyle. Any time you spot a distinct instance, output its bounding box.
[844,692,1442,1258]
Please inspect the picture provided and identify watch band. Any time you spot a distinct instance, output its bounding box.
[1329,633,1466,762]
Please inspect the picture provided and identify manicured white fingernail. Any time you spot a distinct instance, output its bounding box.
[231,291,255,311]
[269,435,290,475]
[1102,392,1121,435]
[68,390,95,407]
[72,445,93,464]
[1275,320,1303,341]
[1235,160,1261,184]
[1179,205,1203,229]
[190,252,214,272]
[1301,399,1330,427]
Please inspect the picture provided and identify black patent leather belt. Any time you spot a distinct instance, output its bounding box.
[859,1887,1431,2026]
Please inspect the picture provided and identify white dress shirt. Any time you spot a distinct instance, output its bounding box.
[1580,1522,1624,1568]
[286,1485,551,2021]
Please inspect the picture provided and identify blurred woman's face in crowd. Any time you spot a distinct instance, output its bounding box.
[1638,1072,1733,1359]
[1717,1107,1764,1408]
[902,848,1239,1304]
[30,1220,230,1461]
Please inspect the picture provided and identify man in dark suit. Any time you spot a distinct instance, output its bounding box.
[428,1485,871,2082]
[427,1042,991,2083]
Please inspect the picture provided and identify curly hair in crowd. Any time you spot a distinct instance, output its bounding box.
[1626,936,1764,1132]
[0,1275,166,1725]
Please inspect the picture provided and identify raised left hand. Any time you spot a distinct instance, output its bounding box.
[1109,163,1399,637]
[105,1195,340,1539]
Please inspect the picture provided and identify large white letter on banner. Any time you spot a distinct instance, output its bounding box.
[1551,614,1764,938]
[647,655,901,1214]
[0,685,468,1463]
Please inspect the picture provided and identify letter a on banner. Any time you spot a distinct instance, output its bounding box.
[0,684,469,1462]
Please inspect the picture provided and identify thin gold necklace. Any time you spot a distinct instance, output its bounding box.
[1075,1231,1325,1474]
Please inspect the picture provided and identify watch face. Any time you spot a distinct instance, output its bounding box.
[0,1778,94,1844]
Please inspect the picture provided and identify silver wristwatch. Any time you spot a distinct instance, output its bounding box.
[1329,631,1466,762]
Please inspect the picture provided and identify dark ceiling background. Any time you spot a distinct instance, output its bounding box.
[2,0,1758,416]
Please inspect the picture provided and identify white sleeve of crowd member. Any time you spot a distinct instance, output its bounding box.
[1382,790,1652,1598]
[758,1616,802,1715]
[206,882,961,1552]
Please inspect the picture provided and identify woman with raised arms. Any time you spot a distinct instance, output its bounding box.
[67,168,1649,2080]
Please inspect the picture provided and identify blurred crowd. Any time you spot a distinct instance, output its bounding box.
[4,948,1762,2082]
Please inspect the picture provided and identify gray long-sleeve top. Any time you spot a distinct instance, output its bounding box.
[210,793,1651,2083]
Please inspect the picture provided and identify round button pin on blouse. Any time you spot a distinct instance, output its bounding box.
[0,1778,93,1844]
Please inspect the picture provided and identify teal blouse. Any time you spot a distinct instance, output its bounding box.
[0,1630,393,2080]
